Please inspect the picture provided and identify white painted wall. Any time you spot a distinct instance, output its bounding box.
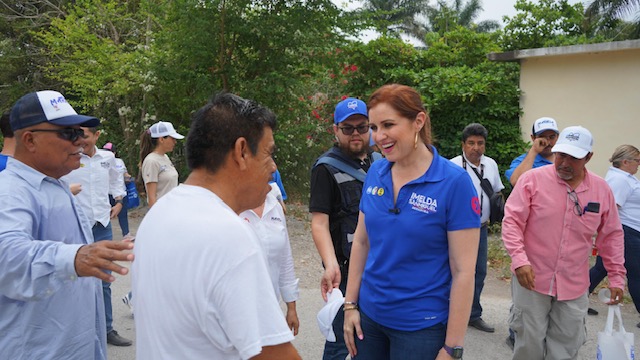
[519,48,640,177]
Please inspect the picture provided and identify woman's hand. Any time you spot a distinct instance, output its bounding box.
[285,303,299,336]
[344,309,363,358]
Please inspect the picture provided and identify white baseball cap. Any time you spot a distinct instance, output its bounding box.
[149,121,184,139]
[317,288,344,342]
[532,117,559,136]
[552,126,593,159]
[10,90,99,131]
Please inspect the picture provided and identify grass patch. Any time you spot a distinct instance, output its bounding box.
[488,232,512,281]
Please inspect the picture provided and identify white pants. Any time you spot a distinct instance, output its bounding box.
[509,277,587,360]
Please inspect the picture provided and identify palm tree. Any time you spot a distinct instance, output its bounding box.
[585,0,640,38]
[423,0,500,36]
[362,0,430,39]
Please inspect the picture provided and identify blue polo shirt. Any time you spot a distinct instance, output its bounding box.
[504,153,553,183]
[359,147,480,331]
[0,154,8,172]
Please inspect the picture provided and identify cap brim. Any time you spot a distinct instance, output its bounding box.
[534,128,559,136]
[335,110,368,124]
[49,114,100,128]
[552,144,588,159]
[169,132,184,139]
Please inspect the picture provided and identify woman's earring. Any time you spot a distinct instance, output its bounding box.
[414,132,419,149]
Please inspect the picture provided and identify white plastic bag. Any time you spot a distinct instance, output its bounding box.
[597,304,635,360]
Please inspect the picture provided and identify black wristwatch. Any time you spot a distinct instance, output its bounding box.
[114,199,123,205]
[443,344,463,359]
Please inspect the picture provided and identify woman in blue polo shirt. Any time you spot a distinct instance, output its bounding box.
[343,84,481,360]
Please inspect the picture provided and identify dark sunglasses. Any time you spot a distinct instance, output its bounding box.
[338,124,369,136]
[29,128,87,142]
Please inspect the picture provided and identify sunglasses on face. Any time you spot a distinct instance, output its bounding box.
[29,128,87,142]
[338,124,369,136]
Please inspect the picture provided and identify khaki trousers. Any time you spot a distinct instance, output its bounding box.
[509,277,588,360]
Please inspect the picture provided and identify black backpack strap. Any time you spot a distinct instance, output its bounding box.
[465,158,494,197]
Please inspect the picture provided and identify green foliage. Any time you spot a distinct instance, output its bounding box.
[360,0,430,40]
[415,62,524,181]
[341,29,525,186]
[34,0,156,174]
[2,1,577,201]
[500,0,591,50]
[341,37,422,97]
[275,51,366,198]
[585,0,640,40]
[422,26,501,67]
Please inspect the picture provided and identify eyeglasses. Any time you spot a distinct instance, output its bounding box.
[629,158,640,163]
[29,128,87,142]
[338,124,369,136]
[568,190,583,216]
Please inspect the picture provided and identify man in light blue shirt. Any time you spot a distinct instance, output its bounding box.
[504,117,559,186]
[0,90,134,360]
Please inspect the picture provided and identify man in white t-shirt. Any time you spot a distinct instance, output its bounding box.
[133,93,301,360]
[451,123,505,334]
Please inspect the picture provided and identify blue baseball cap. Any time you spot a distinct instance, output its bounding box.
[334,98,368,124]
[10,90,99,131]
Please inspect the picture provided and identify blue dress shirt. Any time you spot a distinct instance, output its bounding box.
[504,153,553,183]
[0,158,107,360]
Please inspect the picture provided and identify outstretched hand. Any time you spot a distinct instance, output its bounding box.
[74,240,134,282]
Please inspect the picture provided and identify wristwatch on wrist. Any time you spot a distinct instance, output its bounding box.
[443,344,463,359]
[114,199,123,205]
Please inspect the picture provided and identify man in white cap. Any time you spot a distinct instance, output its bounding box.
[502,126,626,360]
[0,90,134,359]
[505,117,560,186]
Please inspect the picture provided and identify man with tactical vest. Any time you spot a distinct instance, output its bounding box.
[310,97,381,360]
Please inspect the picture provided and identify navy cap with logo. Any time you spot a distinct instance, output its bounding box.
[334,98,368,124]
[10,90,100,131]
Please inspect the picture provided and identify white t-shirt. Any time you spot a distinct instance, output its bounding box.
[133,184,294,360]
[450,153,505,223]
[239,190,299,303]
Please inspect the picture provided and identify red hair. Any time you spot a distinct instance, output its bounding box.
[368,84,432,147]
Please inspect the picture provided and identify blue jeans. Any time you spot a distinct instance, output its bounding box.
[323,270,349,360]
[471,224,488,320]
[624,225,640,314]
[109,195,129,237]
[588,256,606,294]
[92,222,114,333]
[352,310,446,360]
[589,225,640,313]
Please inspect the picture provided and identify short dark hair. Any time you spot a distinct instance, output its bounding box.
[461,123,488,142]
[186,93,277,173]
[0,111,13,138]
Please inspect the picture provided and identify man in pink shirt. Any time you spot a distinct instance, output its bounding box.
[502,126,625,360]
